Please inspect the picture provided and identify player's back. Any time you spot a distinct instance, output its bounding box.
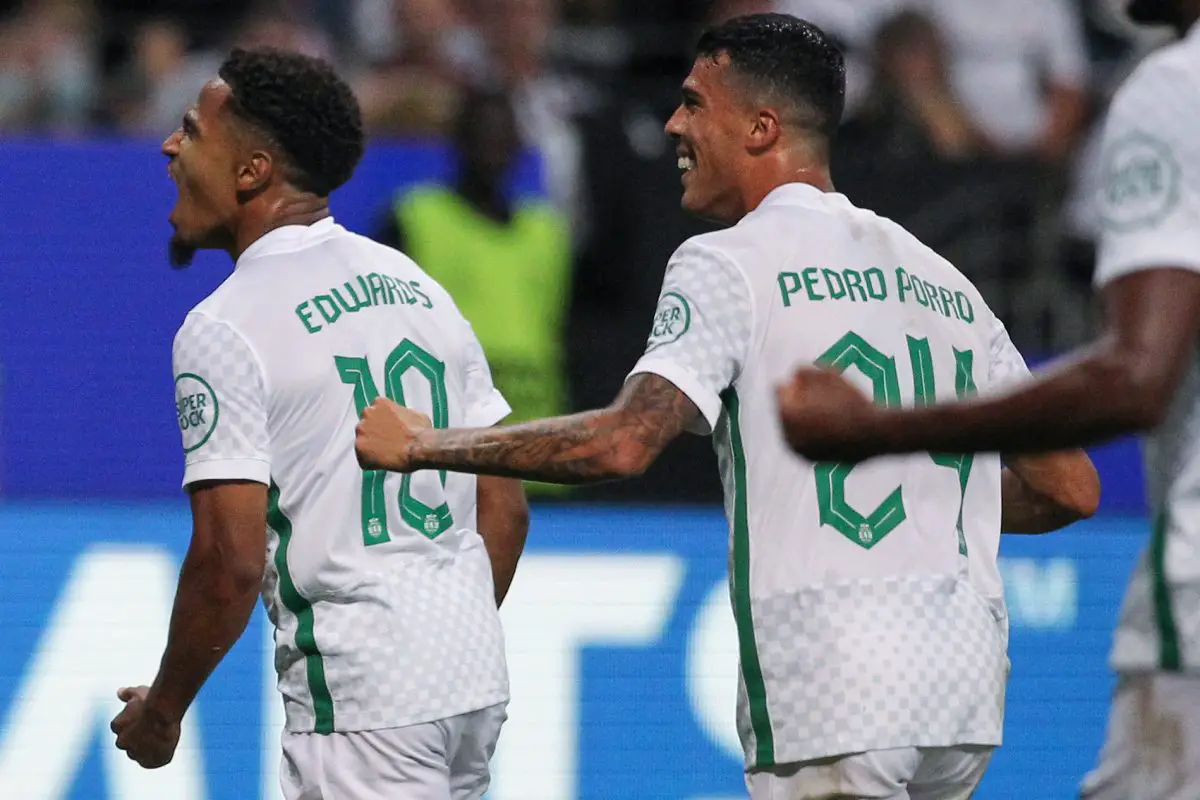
[678,184,1020,765]
[713,185,1015,603]
[175,218,510,734]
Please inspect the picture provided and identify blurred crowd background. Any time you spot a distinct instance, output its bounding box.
[0,0,1167,502]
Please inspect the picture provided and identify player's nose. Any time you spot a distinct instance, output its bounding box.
[161,128,181,157]
[664,106,686,138]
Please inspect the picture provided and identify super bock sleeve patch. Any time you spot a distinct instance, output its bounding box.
[175,372,219,452]
[1098,132,1181,233]
[645,291,693,352]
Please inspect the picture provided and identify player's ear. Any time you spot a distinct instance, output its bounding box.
[237,149,273,196]
[747,108,782,154]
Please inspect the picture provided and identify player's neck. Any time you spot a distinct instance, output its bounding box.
[743,166,834,215]
[232,194,331,260]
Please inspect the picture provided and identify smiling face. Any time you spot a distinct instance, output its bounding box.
[160,80,243,266]
[664,54,755,225]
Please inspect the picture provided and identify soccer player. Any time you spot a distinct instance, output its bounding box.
[777,1,1200,797]
[354,14,1100,799]
[107,48,530,800]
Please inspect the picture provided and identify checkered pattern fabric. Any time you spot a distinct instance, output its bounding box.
[628,241,753,434]
[173,312,270,486]
[738,575,1008,767]
[276,537,508,732]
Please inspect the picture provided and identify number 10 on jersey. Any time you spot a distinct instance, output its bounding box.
[336,340,454,545]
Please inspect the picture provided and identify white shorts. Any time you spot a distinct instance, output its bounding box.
[279,703,506,800]
[746,745,993,800]
[1081,673,1200,800]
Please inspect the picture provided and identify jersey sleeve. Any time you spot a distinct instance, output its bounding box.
[172,312,271,488]
[985,311,1032,392]
[627,240,753,435]
[459,318,512,428]
[1094,56,1200,286]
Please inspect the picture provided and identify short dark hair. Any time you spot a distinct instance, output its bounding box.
[696,13,846,142]
[218,47,365,197]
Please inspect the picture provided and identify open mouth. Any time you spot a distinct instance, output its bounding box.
[676,145,696,174]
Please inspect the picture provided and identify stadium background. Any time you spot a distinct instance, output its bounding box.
[0,0,1170,797]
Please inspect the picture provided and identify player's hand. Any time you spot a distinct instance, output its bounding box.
[356,397,431,472]
[110,686,181,769]
[776,367,882,463]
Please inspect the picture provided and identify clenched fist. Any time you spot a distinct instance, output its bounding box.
[776,367,882,463]
[355,397,432,472]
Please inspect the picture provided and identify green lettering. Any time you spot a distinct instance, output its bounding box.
[822,269,847,300]
[380,276,400,305]
[955,292,975,323]
[296,301,322,333]
[332,284,370,314]
[865,268,887,300]
[367,273,387,306]
[937,287,957,319]
[356,275,375,307]
[802,268,824,302]
[394,278,418,305]
[911,277,929,307]
[409,281,434,309]
[896,267,913,303]
[778,272,802,307]
[842,269,867,302]
[314,294,342,325]
[923,281,942,314]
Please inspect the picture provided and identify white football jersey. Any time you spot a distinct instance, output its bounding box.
[1092,24,1200,674]
[172,218,512,733]
[629,183,1028,768]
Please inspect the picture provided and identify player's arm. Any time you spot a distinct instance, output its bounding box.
[1000,450,1100,533]
[134,313,272,726]
[143,480,266,723]
[358,241,746,483]
[857,269,1200,455]
[476,475,529,605]
[383,374,700,483]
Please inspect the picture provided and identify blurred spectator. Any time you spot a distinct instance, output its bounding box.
[375,86,573,497]
[353,0,478,136]
[474,0,596,247]
[106,1,332,136]
[920,0,1090,164]
[768,0,905,118]
[0,0,98,134]
[105,17,220,134]
[845,9,989,163]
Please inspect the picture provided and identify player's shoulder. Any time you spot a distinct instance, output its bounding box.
[1111,34,1200,113]
[667,229,754,285]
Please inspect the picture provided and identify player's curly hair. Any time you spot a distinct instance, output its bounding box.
[218,47,365,197]
[696,13,845,143]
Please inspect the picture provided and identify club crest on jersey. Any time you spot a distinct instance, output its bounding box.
[1099,132,1180,232]
[645,292,692,352]
[175,373,219,452]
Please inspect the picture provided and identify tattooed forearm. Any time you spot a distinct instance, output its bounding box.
[409,374,701,483]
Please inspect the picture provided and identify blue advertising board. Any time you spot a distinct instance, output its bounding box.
[0,503,1144,800]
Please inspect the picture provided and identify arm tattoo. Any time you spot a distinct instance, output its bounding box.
[410,374,702,483]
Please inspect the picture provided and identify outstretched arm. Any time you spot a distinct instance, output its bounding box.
[356,373,701,484]
[1001,450,1100,534]
[780,269,1200,461]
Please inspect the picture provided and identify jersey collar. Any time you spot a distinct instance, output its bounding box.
[237,216,339,267]
[747,182,848,219]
